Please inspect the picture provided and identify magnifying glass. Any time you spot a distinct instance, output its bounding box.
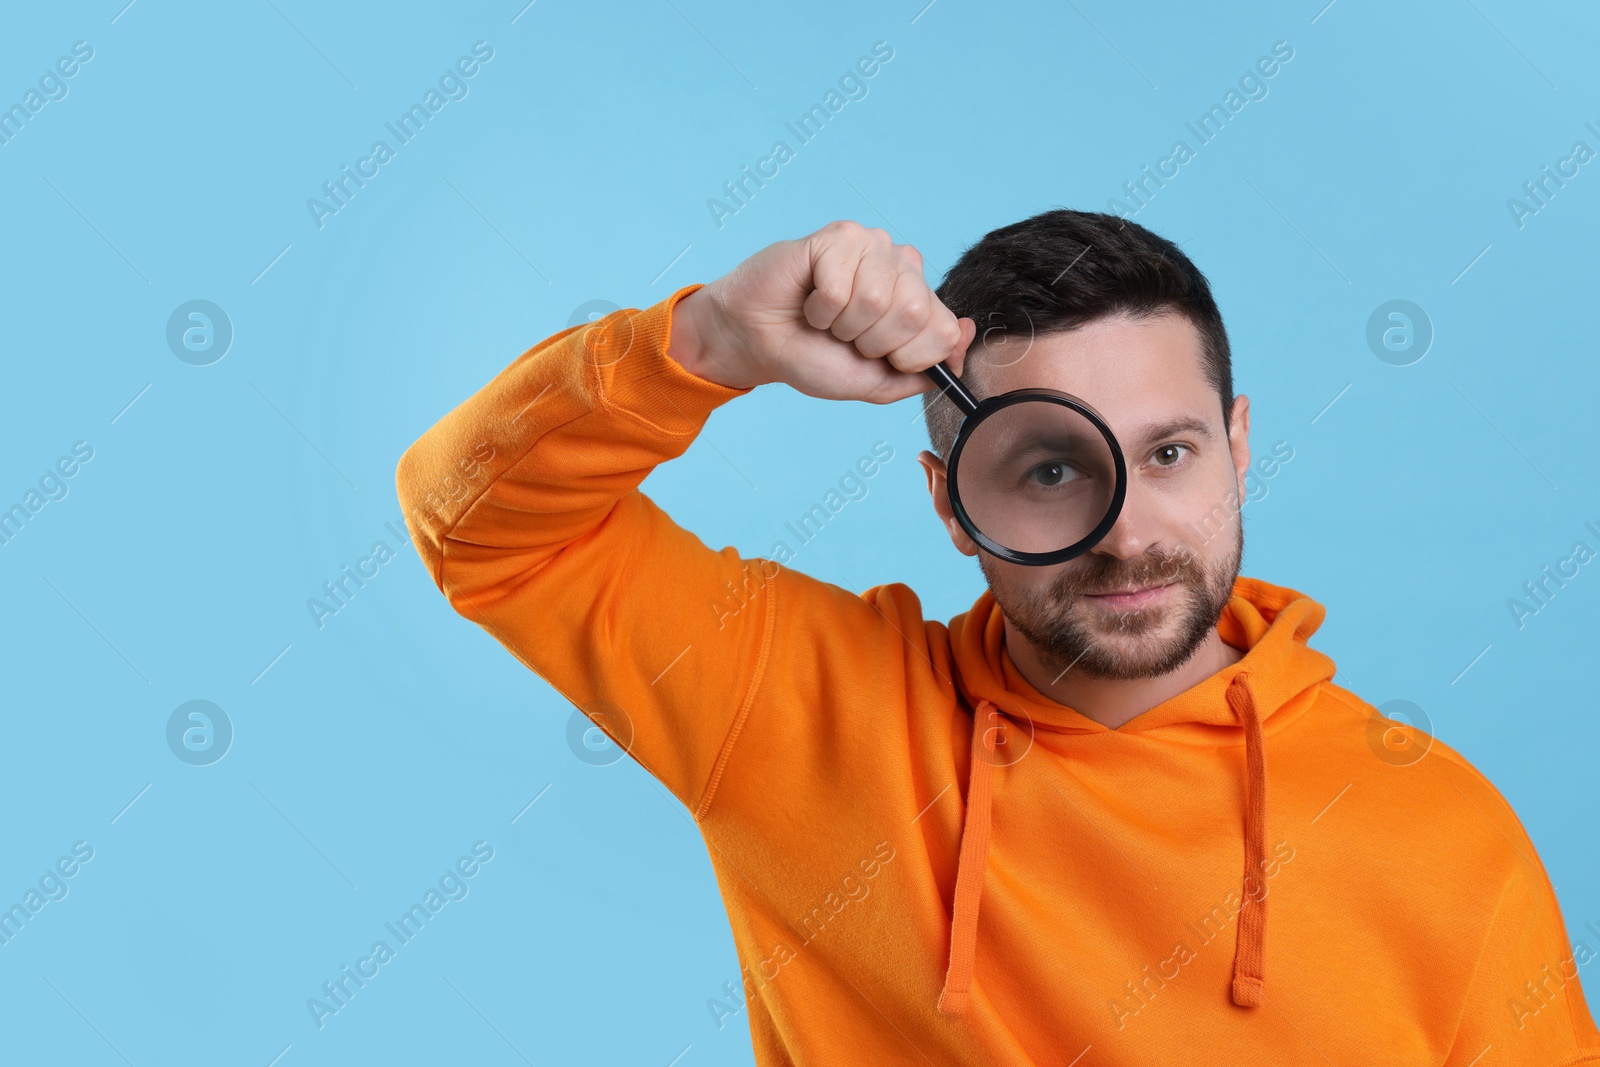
[923,362,1128,566]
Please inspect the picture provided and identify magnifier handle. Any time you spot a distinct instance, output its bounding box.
[923,362,980,417]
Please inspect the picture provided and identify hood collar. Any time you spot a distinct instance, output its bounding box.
[936,576,1337,1017]
[948,576,1336,737]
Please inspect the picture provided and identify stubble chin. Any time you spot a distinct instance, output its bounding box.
[1043,586,1210,680]
[987,549,1241,683]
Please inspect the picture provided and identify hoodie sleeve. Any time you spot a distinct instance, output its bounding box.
[1443,847,1600,1064]
[394,283,781,814]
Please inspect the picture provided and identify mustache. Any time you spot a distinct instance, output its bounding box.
[1051,549,1203,599]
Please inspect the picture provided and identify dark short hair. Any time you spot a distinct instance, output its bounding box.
[922,209,1234,461]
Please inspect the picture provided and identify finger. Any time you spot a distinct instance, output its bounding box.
[874,294,960,373]
[802,225,871,332]
[860,315,977,407]
[855,356,942,405]
[852,264,933,359]
[828,232,898,341]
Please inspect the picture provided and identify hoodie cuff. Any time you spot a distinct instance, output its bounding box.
[593,282,752,436]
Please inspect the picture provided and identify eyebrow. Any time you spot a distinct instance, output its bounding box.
[1126,416,1216,448]
[997,434,1104,463]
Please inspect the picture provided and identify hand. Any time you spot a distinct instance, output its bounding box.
[669,220,977,404]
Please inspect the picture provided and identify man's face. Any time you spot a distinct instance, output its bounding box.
[920,310,1251,682]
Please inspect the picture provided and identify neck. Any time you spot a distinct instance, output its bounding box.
[1004,623,1244,730]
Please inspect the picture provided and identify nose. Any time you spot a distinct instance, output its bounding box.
[1088,470,1158,562]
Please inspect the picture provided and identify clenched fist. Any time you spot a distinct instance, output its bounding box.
[668,220,978,404]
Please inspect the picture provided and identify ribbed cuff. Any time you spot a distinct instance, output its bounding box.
[593,282,752,436]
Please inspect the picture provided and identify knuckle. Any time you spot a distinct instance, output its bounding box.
[856,281,892,313]
[900,292,931,329]
[814,280,850,309]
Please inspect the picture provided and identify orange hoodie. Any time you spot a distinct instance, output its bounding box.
[397,283,1600,1065]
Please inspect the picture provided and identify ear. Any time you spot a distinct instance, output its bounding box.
[918,449,979,557]
[1227,394,1252,499]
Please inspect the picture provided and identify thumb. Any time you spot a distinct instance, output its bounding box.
[948,317,977,378]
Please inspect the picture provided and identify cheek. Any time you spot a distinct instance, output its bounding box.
[983,556,1054,605]
[1166,470,1241,554]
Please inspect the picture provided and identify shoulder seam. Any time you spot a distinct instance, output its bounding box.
[694,557,779,820]
[1549,1051,1600,1066]
[1441,863,1524,1061]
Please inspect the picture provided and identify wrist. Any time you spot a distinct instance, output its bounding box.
[669,286,759,390]
[666,287,711,376]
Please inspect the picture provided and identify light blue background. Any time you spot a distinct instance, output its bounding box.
[2,0,1597,1063]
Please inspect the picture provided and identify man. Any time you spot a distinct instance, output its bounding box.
[396,212,1599,1064]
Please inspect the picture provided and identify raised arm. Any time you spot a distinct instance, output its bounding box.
[394,222,975,814]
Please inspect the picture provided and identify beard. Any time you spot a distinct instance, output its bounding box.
[981,518,1244,682]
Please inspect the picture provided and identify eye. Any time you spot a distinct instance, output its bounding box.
[1150,443,1191,468]
[1026,461,1080,488]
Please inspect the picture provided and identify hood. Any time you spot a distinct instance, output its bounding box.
[934,575,1338,1017]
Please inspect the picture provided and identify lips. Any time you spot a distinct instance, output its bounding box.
[1080,582,1177,610]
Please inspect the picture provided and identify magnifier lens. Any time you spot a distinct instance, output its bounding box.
[952,399,1120,556]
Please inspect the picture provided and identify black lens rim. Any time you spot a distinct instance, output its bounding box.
[945,388,1128,566]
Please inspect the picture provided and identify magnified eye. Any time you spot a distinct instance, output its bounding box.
[1026,461,1080,488]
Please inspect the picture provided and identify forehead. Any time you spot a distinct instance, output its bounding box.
[974,311,1218,437]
